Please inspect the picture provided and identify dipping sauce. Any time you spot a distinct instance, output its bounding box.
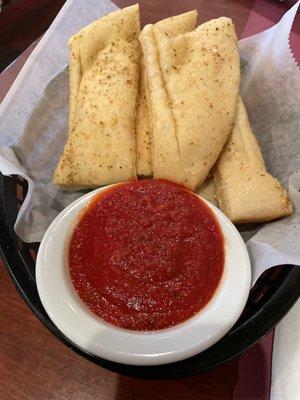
[69,180,224,331]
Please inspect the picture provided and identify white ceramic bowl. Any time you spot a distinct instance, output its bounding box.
[36,184,251,366]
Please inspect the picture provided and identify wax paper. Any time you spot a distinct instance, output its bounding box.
[0,0,299,285]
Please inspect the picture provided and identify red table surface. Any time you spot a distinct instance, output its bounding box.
[0,1,299,399]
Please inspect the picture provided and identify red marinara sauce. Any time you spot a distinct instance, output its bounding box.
[69,180,224,331]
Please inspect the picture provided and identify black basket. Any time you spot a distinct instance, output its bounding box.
[1,173,300,379]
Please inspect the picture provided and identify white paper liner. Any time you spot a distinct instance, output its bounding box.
[0,0,299,286]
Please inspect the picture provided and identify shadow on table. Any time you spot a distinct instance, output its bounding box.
[113,337,272,400]
[113,357,239,400]
[233,335,273,400]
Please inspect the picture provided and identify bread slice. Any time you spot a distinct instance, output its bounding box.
[140,17,240,190]
[53,5,140,188]
[214,97,293,223]
[135,59,152,176]
[136,10,198,176]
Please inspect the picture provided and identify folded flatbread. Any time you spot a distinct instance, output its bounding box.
[214,97,293,223]
[136,10,198,176]
[53,5,140,188]
[140,17,240,190]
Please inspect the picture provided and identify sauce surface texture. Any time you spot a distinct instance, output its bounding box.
[69,180,224,331]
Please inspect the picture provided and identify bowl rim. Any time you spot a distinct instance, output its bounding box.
[2,174,300,377]
[35,182,251,366]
